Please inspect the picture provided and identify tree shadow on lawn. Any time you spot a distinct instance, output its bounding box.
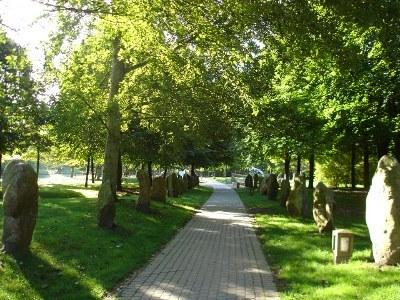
[0,186,211,299]
[17,252,97,300]
[39,185,85,199]
[249,204,399,298]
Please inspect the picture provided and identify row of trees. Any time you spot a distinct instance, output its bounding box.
[2,1,400,227]
[0,26,50,176]
[235,1,400,189]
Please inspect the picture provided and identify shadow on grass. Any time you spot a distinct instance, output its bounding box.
[18,252,97,300]
[237,189,400,300]
[0,185,212,299]
[39,185,85,199]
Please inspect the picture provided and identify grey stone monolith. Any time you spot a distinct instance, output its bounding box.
[313,182,335,233]
[366,155,400,265]
[279,179,291,207]
[286,176,306,217]
[260,175,269,195]
[193,174,199,186]
[136,169,151,212]
[177,175,184,196]
[266,174,279,201]
[183,174,190,192]
[167,173,179,197]
[2,160,38,257]
[245,174,253,188]
[151,176,167,203]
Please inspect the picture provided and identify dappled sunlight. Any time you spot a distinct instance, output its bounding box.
[237,188,400,299]
[15,242,103,300]
[191,227,219,234]
[0,184,213,299]
[141,282,193,299]
[38,175,101,187]
[169,203,199,213]
[68,188,98,199]
[242,267,271,275]
[197,209,246,220]
[39,183,100,199]
[118,266,279,299]
[112,182,279,299]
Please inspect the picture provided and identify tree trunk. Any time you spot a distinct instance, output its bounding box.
[147,161,152,186]
[70,166,74,178]
[394,134,400,162]
[363,142,370,189]
[91,156,95,183]
[296,155,301,176]
[97,36,124,229]
[284,152,290,180]
[163,167,168,178]
[308,152,315,189]
[190,164,195,176]
[36,147,40,176]
[376,137,389,159]
[0,152,2,178]
[136,169,151,213]
[95,166,100,180]
[351,143,356,190]
[85,155,90,188]
[116,151,122,192]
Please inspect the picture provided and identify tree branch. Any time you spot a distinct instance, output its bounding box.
[78,95,109,132]
[124,59,149,74]
[0,20,18,32]
[32,0,140,18]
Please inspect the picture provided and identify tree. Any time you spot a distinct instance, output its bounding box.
[0,28,37,176]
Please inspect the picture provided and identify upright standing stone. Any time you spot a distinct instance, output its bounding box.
[177,175,184,196]
[366,155,400,265]
[257,176,264,192]
[193,174,199,186]
[2,160,38,257]
[183,174,190,192]
[187,174,194,189]
[286,176,306,217]
[299,175,310,217]
[136,169,151,212]
[151,176,167,203]
[254,174,259,189]
[245,174,253,188]
[313,182,335,233]
[266,174,279,201]
[260,175,269,195]
[167,174,173,197]
[279,179,291,207]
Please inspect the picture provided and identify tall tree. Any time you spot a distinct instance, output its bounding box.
[0,28,37,175]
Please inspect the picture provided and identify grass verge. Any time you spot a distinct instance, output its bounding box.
[0,185,212,300]
[237,189,400,300]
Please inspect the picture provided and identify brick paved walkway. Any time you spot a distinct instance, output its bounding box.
[114,181,280,300]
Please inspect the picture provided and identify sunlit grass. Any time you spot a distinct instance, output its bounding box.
[211,176,232,184]
[238,189,400,300]
[0,184,212,299]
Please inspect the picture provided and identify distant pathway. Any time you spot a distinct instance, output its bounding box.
[114,180,280,300]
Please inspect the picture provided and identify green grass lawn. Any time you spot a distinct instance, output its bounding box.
[211,177,232,184]
[237,189,400,300]
[0,184,212,300]
[121,177,139,189]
